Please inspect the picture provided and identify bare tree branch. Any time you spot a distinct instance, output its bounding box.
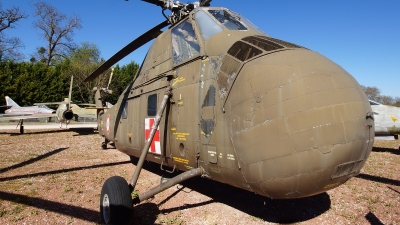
[33,1,82,66]
[0,3,28,60]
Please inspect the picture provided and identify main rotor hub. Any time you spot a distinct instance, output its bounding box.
[145,0,212,25]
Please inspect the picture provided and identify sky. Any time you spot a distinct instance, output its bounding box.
[2,0,400,97]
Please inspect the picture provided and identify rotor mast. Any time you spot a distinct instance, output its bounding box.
[141,0,212,25]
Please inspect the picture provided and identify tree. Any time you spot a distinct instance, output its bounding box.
[0,60,65,106]
[361,85,399,106]
[394,97,400,107]
[104,61,139,104]
[58,42,106,103]
[361,85,380,101]
[32,1,82,66]
[0,2,28,61]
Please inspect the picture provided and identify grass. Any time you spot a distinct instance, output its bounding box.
[63,184,73,192]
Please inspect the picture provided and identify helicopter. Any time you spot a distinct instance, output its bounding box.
[83,0,375,224]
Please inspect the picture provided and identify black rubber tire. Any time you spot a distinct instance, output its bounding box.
[19,125,24,134]
[100,176,133,225]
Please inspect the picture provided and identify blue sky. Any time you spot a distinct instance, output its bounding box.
[2,0,400,97]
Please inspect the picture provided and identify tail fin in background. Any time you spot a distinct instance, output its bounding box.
[5,96,21,108]
[92,87,103,108]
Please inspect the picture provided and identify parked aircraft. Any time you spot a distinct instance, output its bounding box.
[84,1,375,224]
[0,96,56,116]
[370,100,400,136]
[35,97,97,128]
[0,96,56,133]
[0,76,96,133]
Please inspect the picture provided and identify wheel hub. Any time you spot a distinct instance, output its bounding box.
[102,194,110,223]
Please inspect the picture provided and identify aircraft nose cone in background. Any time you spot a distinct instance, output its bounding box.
[223,48,375,198]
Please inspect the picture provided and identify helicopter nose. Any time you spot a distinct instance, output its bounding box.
[224,49,374,198]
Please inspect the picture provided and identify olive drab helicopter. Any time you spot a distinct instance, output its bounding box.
[84,0,375,224]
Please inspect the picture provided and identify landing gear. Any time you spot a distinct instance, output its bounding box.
[101,138,109,150]
[17,119,24,134]
[98,88,204,224]
[100,176,133,225]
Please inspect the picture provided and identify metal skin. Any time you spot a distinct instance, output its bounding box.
[93,6,374,202]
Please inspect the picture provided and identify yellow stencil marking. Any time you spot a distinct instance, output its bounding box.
[173,132,189,140]
[172,77,185,86]
[173,157,189,164]
[390,114,398,122]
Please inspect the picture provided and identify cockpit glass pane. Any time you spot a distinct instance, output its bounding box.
[208,10,247,30]
[195,10,223,41]
[171,20,201,64]
[229,10,266,34]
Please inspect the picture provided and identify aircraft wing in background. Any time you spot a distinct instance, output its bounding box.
[0,113,56,121]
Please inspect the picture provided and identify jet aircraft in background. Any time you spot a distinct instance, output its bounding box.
[0,96,56,116]
[35,97,97,127]
[370,100,400,138]
[0,76,97,133]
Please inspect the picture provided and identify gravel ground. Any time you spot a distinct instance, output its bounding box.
[0,128,399,224]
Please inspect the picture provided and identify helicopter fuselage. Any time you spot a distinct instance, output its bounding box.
[98,7,374,199]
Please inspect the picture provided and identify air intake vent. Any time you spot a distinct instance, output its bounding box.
[220,55,241,75]
[227,41,263,62]
[331,160,363,179]
[242,36,284,52]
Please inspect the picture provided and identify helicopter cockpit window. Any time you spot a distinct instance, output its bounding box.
[230,10,265,34]
[147,94,157,116]
[171,20,201,65]
[208,10,247,31]
[194,10,223,41]
[121,102,128,119]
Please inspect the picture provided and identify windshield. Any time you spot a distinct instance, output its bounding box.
[229,10,266,34]
[195,10,223,41]
[208,9,247,31]
[171,19,201,64]
[39,105,52,110]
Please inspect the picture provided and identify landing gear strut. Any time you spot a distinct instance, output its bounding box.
[98,88,204,224]
[17,119,24,134]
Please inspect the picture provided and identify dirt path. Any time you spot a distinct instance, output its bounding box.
[0,128,399,224]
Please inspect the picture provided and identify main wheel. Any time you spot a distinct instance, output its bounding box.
[19,125,24,134]
[101,142,107,150]
[100,176,133,225]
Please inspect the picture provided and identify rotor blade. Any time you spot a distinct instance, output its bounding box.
[107,68,114,90]
[141,0,165,7]
[83,20,169,82]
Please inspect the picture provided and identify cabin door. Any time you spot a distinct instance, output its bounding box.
[198,59,218,165]
[168,60,203,171]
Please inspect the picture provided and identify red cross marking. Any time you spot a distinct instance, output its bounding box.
[145,118,160,154]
